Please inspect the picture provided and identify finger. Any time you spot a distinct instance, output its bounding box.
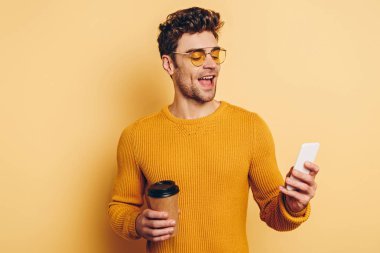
[285,177,310,192]
[291,170,315,186]
[304,161,320,176]
[144,209,169,220]
[143,226,174,238]
[279,186,310,206]
[145,219,176,229]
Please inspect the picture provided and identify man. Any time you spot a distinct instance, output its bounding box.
[108,7,319,253]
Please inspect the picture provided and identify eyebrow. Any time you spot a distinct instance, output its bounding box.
[185,46,221,53]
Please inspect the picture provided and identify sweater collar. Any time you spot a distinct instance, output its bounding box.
[161,100,228,125]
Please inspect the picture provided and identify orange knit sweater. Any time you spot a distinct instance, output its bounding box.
[108,100,310,253]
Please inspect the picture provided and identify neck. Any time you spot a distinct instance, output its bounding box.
[168,99,221,120]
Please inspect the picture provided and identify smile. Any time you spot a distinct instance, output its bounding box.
[198,75,215,89]
[198,75,214,80]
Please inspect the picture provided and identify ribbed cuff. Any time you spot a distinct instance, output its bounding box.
[125,210,142,240]
[279,192,311,223]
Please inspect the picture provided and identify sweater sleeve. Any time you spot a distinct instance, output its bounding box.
[248,113,311,231]
[108,124,146,240]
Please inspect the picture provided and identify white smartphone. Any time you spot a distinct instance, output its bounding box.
[286,143,320,191]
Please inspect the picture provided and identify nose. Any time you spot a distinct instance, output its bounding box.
[203,53,217,69]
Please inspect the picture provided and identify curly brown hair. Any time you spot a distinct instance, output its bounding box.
[157,7,224,60]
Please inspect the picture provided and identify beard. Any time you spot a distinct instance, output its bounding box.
[173,71,217,103]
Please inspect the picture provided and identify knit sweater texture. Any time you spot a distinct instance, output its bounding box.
[108,100,311,253]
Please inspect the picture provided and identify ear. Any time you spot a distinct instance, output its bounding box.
[162,55,176,76]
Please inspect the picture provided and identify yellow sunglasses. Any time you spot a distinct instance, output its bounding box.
[172,47,227,67]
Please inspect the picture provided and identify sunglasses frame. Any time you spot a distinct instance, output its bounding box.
[172,47,227,67]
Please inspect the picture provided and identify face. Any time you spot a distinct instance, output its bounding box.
[163,31,221,103]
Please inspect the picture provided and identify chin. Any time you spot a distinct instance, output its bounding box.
[191,94,213,103]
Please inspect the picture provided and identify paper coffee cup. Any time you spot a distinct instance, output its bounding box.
[147,180,180,236]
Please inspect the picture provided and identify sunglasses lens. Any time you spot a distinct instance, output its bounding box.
[211,50,220,64]
[190,51,205,67]
[188,49,227,66]
[211,49,226,64]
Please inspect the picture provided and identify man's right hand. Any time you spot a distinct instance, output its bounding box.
[135,209,176,242]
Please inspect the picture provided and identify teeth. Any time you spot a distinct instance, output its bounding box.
[199,76,214,80]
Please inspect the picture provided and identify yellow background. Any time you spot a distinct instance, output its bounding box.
[1,0,379,252]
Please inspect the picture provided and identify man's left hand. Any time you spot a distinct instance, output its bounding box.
[279,162,320,213]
